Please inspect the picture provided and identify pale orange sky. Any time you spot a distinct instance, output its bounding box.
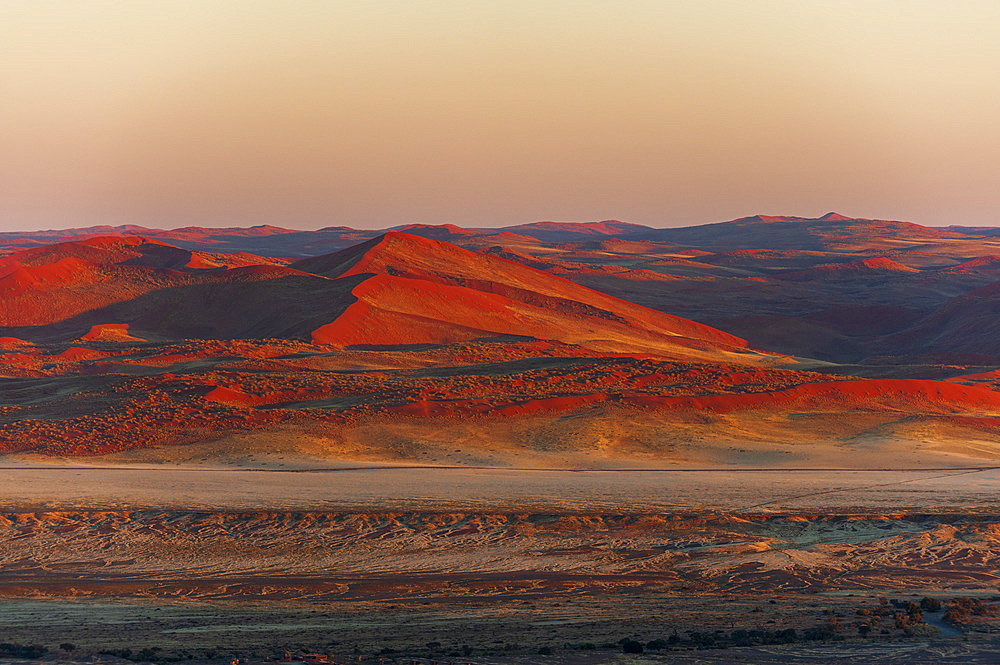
[1,1,999,231]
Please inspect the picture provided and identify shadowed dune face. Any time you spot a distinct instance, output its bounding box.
[471,216,1000,363]
[0,236,342,334]
[0,270,365,343]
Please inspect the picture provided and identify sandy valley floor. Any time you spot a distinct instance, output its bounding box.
[3,463,1000,512]
[2,462,1000,663]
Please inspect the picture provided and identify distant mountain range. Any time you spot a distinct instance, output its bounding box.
[3,213,992,257]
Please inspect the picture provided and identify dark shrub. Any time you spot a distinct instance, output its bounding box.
[686,631,715,647]
[621,638,643,654]
[921,597,942,612]
[0,644,48,658]
[775,628,797,643]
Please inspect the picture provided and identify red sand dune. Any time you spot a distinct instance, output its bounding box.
[5,235,175,267]
[481,231,540,242]
[719,248,771,256]
[203,383,318,407]
[824,257,919,273]
[300,232,756,360]
[0,257,93,291]
[594,238,671,254]
[0,235,330,337]
[393,223,479,239]
[383,377,1000,420]
[391,393,611,417]
[55,347,107,362]
[79,323,146,343]
[946,255,1000,273]
[779,256,919,280]
[632,378,1000,414]
[483,247,677,281]
[204,385,255,406]
[818,212,852,221]
[547,265,674,281]
[507,220,648,237]
[0,237,201,327]
[1,234,281,276]
[183,253,222,270]
[945,369,1000,384]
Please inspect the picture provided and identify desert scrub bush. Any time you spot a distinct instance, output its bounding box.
[619,638,643,654]
[943,597,998,626]
[0,643,48,658]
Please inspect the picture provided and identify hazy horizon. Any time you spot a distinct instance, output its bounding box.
[3,1,999,232]
[0,209,991,236]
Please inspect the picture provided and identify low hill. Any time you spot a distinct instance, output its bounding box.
[639,213,968,251]
[777,257,920,281]
[0,235,355,340]
[888,280,1000,359]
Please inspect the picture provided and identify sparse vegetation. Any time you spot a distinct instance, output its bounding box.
[920,597,942,612]
[943,597,999,627]
[0,643,47,658]
[619,638,643,653]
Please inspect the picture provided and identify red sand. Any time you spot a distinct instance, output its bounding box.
[55,347,107,362]
[307,233,750,358]
[632,378,1000,413]
[80,323,146,342]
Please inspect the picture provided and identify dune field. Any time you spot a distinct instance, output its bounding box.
[5,215,1000,662]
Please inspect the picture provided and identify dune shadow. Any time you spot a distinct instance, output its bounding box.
[0,273,368,344]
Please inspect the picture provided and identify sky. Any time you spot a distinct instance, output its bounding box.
[1,1,999,231]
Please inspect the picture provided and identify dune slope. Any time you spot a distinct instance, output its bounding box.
[298,232,760,360]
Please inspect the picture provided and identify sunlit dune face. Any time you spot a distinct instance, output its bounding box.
[2,1,1000,230]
